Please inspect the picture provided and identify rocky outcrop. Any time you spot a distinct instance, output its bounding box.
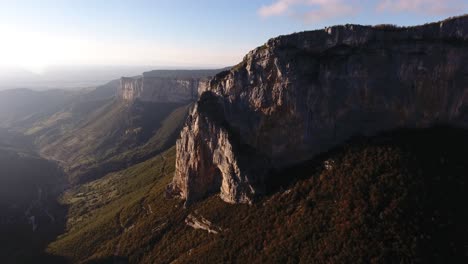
[170,92,268,204]
[171,15,468,205]
[185,213,223,234]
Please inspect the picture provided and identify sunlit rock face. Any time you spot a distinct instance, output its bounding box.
[171,15,468,205]
[119,77,205,103]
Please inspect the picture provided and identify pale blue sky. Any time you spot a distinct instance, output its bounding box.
[0,0,466,72]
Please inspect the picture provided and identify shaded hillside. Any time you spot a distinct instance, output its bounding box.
[0,78,119,132]
[33,99,191,184]
[47,127,468,263]
[13,79,123,138]
[0,131,67,264]
[0,88,78,128]
[80,79,121,102]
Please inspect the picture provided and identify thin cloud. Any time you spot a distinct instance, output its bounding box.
[377,0,468,15]
[258,0,358,23]
[259,0,298,17]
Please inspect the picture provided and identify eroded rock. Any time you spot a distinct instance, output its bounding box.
[185,213,222,234]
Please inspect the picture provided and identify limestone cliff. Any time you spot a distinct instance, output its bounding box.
[119,77,202,103]
[171,15,468,205]
[118,69,220,103]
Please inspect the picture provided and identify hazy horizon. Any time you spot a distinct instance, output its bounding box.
[0,64,229,90]
[1,1,467,73]
[0,0,467,90]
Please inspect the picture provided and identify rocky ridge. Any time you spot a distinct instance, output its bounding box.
[170,15,468,205]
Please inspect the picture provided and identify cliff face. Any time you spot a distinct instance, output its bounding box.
[119,76,204,103]
[118,69,224,103]
[171,16,468,205]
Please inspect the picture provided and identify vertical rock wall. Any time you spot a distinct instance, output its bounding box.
[171,16,468,204]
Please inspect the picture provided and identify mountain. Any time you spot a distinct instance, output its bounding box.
[169,15,468,205]
[41,17,468,263]
[2,16,468,264]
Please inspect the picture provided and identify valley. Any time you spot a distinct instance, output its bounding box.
[0,69,224,263]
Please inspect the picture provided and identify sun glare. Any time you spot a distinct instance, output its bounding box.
[0,26,76,74]
[0,25,243,74]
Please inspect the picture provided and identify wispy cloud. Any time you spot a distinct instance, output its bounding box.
[377,0,468,15]
[258,0,358,23]
[259,0,297,17]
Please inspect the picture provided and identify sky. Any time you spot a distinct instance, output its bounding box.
[0,0,467,74]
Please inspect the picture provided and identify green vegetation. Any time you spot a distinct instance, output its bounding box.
[47,147,185,262]
[75,101,191,182]
[0,79,190,185]
[0,84,192,263]
[47,127,468,263]
[28,99,191,184]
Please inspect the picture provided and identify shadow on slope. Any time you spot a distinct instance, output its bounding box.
[47,125,468,263]
[179,125,468,263]
[0,133,69,263]
[35,99,191,184]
